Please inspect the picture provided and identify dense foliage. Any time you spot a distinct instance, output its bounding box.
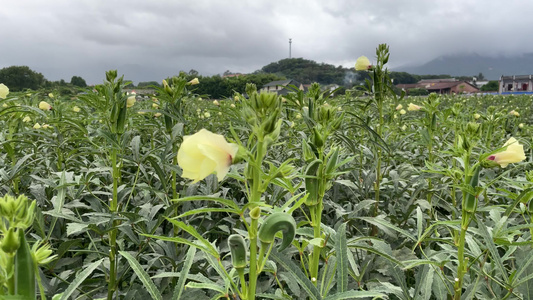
[70,76,87,88]
[0,48,532,300]
[180,73,286,98]
[261,58,350,85]
[0,66,46,91]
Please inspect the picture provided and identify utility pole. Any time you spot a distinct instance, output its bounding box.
[289,38,292,59]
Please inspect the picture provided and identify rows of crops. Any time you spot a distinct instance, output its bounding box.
[0,45,532,299]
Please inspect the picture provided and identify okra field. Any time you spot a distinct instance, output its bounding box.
[1,45,532,300]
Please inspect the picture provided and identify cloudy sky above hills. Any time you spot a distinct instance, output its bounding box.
[1,0,532,84]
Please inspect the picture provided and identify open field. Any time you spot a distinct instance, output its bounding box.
[0,65,532,300]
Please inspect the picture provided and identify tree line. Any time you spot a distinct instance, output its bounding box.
[0,62,500,98]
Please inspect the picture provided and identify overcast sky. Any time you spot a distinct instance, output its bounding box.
[1,0,532,84]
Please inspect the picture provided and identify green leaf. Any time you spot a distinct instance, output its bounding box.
[173,246,196,300]
[416,206,423,240]
[177,207,240,218]
[164,218,219,258]
[60,259,103,300]
[322,290,386,300]
[119,251,162,300]
[270,250,321,300]
[130,135,141,162]
[146,155,167,191]
[66,223,89,236]
[474,216,508,282]
[8,154,33,180]
[347,243,403,267]
[358,216,416,241]
[172,195,239,210]
[432,274,449,300]
[504,186,533,217]
[335,223,348,293]
[141,234,217,258]
[186,282,225,293]
[413,264,433,300]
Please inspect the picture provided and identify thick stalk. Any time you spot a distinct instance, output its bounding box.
[309,202,323,283]
[528,214,533,249]
[107,148,120,300]
[247,140,264,300]
[372,79,384,236]
[454,215,470,300]
[171,143,178,200]
[248,218,259,300]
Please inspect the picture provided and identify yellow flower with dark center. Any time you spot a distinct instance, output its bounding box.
[355,56,372,71]
[39,101,52,111]
[407,103,422,111]
[488,137,526,168]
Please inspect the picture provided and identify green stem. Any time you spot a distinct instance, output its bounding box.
[454,215,470,300]
[248,218,259,300]
[530,214,533,247]
[6,254,14,294]
[247,139,265,300]
[309,201,324,284]
[237,268,247,297]
[107,148,120,300]
[372,90,384,235]
[171,143,178,200]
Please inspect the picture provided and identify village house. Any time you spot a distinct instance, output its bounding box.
[260,79,305,95]
[396,78,480,94]
[499,75,533,94]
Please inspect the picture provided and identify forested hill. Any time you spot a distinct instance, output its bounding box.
[259,58,352,85]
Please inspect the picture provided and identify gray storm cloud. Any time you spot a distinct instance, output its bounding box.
[1,0,532,84]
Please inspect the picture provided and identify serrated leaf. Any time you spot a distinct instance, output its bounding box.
[60,259,103,300]
[474,216,508,282]
[413,264,433,300]
[119,251,162,300]
[270,250,321,300]
[66,223,89,236]
[173,246,196,300]
[171,195,239,210]
[164,218,219,258]
[359,216,416,241]
[141,234,217,258]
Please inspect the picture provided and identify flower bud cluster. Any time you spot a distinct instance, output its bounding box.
[0,195,36,254]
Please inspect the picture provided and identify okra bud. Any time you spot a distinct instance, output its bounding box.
[1,227,20,254]
[305,159,323,206]
[463,165,481,213]
[258,212,296,251]
[15,229,35,299]
[228,234,248,269]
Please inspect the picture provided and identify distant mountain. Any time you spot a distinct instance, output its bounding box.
[396,53,533,80]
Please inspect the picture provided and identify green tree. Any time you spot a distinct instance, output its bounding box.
[71,76,87,87]
[390,71,419,84]
[480,81,498,91]
[0,66,46,91]
[260,58,347,85]
[137,81,160,88]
